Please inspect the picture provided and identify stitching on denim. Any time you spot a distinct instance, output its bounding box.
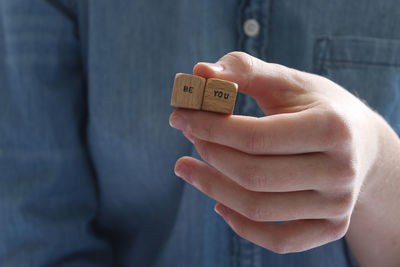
[232,234,240,267]
[330,36,400,47]
[237,0,250,52]
[321,60,400,68]
[313,37,330,74]
[260,0,272,61]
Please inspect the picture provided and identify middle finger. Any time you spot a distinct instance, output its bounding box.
[174,156,347,222]
[194,139,343,192]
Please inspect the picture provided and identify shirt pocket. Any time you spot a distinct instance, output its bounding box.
[313,36,400,134]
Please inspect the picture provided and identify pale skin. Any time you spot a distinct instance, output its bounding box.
[169,52,400,267]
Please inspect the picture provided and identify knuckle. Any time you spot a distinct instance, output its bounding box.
[326,153,358,189]
[245,124,267,154]
[202,122,215,142]
[224,51,253,72]
[230,219,248,240]
[244,199,270,222]
[335,159,358,187]
[330,193,354,217]
[268,232,311,254]
[325,218,350,241]
[268,238,292,254]
[237,164,265,191]
[321,108,354,148]
[222,51,254,89]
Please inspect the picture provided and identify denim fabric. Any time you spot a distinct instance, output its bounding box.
[0,0,399,266]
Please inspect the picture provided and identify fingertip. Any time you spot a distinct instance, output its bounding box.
[193,62,224,78]
[194,52,254,95]
[193,62,209,77]
[169,110,190,131]
[168,111,176,127]
[175,155,192,165]
[175,156,198,169]
[174,156,194,183]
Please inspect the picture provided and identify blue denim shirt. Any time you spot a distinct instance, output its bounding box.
[1,0,399,266]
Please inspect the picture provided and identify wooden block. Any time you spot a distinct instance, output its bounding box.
[201,78,238,114]
[170,73,206,110]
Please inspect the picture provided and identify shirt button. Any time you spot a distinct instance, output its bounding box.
[243,19,260,37]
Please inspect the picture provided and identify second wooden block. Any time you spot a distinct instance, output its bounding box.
[201,78,238,114]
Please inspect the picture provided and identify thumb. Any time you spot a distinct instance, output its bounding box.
[193,51,314,114]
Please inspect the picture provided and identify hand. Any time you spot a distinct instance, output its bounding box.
[169,52,381,254]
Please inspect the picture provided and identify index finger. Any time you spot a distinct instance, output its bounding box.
[169,107,337,155]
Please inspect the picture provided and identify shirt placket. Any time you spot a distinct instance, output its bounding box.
[232,0,272,266]
[235,0,272,117]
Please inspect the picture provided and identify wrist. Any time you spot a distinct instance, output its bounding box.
[346,111,400,267]
[356,111,400,207]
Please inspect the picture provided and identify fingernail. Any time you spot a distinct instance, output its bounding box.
[182,131,195,144]
[214,203,231,218]
[201,62,224,72]
[169,113,189,132]
[174,162,192,184]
